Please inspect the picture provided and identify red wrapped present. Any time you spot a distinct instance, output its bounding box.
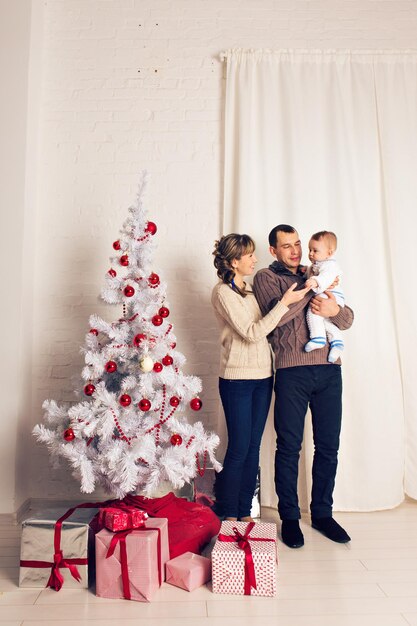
[165,551,211,592]
[212,521,277,597]
[95,517,169,602]
[122,492,221,558]
[98,506,148,532]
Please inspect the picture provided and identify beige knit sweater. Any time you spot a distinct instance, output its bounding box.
[211,281,289,380]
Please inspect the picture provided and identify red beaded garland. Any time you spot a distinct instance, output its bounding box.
[120,254,129,266]
[170,433,183,446]
[148,273,160,286]
[63,428,75,441]
[113,240,121,250]
[89,328,99,336]
[190,397,202,411]
[145,221,157,235]
[84,383,96,396]
[119,394,132,407]
[152,314,163,326]
[153,362,163,373]
[124,285,135,297]
[105,360,117,373]
[169,396,180,407]
[108,268,117,277]
[162,355,173,366]
[138,398,151,411]
[159,307,170,318]
[133,333,146,346]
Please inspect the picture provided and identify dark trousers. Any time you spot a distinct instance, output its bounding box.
[274,365,342,520]
[215,376,273,518]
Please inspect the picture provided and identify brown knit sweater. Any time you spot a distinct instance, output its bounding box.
[253,261,354,369]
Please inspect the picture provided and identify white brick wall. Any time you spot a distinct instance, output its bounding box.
[11,0,417,508]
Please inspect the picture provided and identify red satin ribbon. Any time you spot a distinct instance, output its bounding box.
[20,555,88,591]
[105,525,162,600]
[218,522,275,595]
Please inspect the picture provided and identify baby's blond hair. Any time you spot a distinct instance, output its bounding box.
[311,230,337,252]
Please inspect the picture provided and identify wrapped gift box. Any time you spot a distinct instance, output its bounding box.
[19,517,90,589]
[193,467,261,518]
[212,521,277,597]
[165,551,211,592]
[95,517,169,602]
[99,506,148,532]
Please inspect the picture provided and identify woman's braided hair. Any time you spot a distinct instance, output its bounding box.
[212,233,255,298]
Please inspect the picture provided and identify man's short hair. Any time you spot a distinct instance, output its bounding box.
[311,230,337,250]
[268,224,296,247]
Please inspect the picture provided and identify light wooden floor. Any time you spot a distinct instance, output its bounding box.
[1,501,417,626]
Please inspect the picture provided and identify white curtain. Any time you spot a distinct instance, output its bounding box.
[221,49,417,511]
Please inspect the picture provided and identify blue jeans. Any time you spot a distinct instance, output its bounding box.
[274,365,343,520]
[215,376,273,518]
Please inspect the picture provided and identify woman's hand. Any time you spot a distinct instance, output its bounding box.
[281,283,311,307]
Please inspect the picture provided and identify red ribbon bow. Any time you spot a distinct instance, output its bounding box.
[105,525,162,601]
[218,522,275,595]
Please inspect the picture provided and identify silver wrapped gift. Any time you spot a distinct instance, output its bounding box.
[19,513,92,589]
[193,467,261,519]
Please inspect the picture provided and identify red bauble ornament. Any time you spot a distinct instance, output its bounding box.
[84,383,96,396]
[63,428,75,441]
[148,273,160,286]
[162,355,173,366]
[89,328,99,336]
[171,342,176,349]
[124,285,135,297]
[153,362,163,373]
[170,433,183,446]
[138,398,151,411]
[145,221,157,235]
[120,254,129,267]
[152,314,163,326]
[108,268,117,277]
[133,333,146,347]
[119,394,132,407]
[105,360,117,373]
[190,397,202,411]
[113,240,121,250]
[159,307,170,318]
[169,396,180,407]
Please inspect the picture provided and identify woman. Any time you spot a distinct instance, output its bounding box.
[211,233,309,522]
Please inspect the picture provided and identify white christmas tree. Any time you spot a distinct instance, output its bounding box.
[34,174,221,498]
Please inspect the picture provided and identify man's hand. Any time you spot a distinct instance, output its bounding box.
[310,291,340,317]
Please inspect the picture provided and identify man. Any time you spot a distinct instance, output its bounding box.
[253,224,353,548]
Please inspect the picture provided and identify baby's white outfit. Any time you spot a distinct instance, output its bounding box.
[305,256,345,363]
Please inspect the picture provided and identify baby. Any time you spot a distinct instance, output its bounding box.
[304,231,345,364]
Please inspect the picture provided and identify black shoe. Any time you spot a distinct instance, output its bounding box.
[281,519,304,548]
[311,517,351,543]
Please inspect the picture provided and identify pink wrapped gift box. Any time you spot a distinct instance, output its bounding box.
[165,551,211,592]
[98,506,148,532]
[212,521,277,597]
[95,517,170,602]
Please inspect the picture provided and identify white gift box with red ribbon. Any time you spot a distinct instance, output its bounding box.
[211,520,277,597]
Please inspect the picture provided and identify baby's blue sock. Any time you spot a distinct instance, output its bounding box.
[328,341,344,363]
[305,337,326,353]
